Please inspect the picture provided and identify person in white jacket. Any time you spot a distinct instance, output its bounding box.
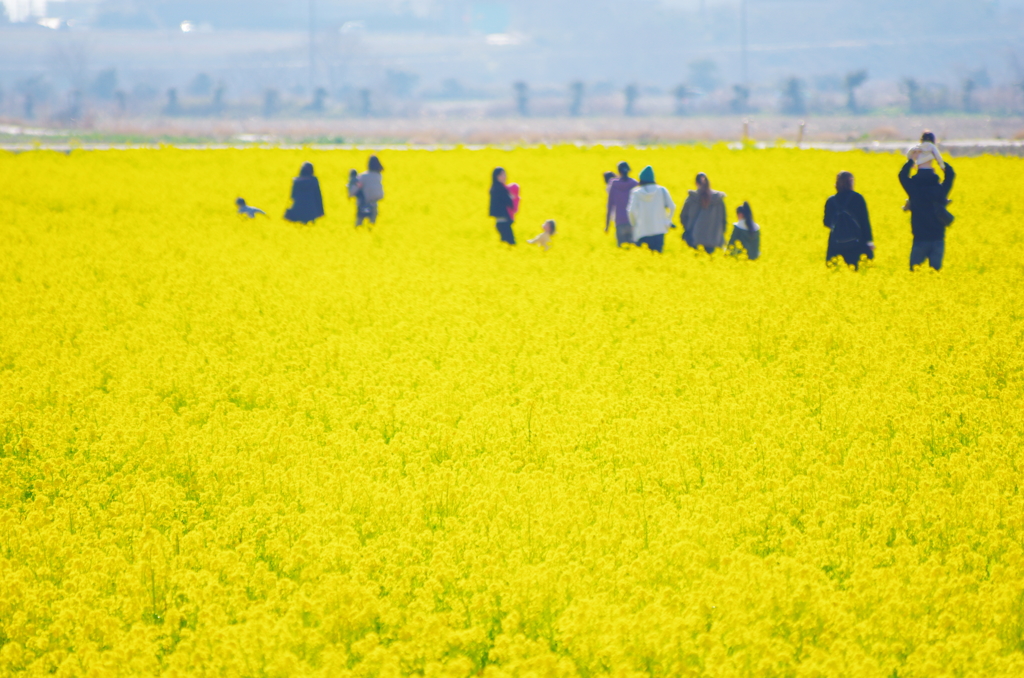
[627,165,675,252]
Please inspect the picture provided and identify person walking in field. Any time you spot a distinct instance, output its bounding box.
[680,173,727,253]
[355,155,385,227]
[489,167,516,245]
[823,171,874,269]
[627,165,675,253]
[284,162,325,224]
[727,201,760,259]
[899,134,956,271]
[606,161,639,247]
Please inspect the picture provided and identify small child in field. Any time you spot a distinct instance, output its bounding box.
[727,201,760,260]
[907,131,945,171]
[603,171,616,192]
[528,220,556,250]
[347,169,367,219]
[236,197,266,218]
[507,183,521,221]
[903,131,946,213]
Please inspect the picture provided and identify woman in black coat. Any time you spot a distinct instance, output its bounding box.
[824,171,874,269]
[284,162,325,224]
[489,167,515,245]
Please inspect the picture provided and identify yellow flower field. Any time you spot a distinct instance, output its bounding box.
[1,145,1023,678]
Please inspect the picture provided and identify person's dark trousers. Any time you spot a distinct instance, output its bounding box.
[635,234,664,252]
[495,218,516,245]
[910,239,945,271]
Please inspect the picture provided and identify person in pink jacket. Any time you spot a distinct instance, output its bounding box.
[507,183,521,220]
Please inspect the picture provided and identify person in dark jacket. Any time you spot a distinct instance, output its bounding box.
[605,161,639,246]
[727,201,760,260]
[899,156,956,271]
[284,162,325,224]
[823,171,874,269]
[680,173,727,253]
[489,167,516,245]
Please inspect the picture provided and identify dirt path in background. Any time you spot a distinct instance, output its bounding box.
[3,114,1024,147]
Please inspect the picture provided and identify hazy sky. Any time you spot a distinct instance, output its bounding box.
[2,0,1023,99]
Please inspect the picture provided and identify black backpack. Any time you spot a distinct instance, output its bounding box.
[831,207,861,244]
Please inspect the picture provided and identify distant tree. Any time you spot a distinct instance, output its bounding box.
[385,71,419,99]
[69,90,83,121]
[624,83,638,116]
[58,89,84,124]
[359,88,371,116]
[673,84,694,115]
[962,78,977,113]
[16,76,52,120]
[514,81,529,116]
[1009,54,1024,113]
[164,88,180,115]
[968,68,991,89]
[306,87,326,113]
[780,77,805,115]
[730,85,750,114]
[569,81,584,117]
[844,69,868,113]
[187,73,213,97]
[90,69,118,100]
[901,78,922,113]
[688,59,719,93]
[115,90,126,114]
[262,89,278,118]
[212,83,226,115]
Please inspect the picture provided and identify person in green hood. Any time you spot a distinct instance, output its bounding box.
[626,166,675,253]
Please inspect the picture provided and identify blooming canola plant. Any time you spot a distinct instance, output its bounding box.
[0,146,1023,677]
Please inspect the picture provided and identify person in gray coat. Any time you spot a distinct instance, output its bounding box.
[356,155,384,226]
[680,173,727,254]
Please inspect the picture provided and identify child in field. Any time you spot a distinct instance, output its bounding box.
[907,131,945,171]
[528,220,556,250]
[236,197,266,218]
[347,169,366,221]
[727,201,760,259]
[603,171,616,192]
[507,183,521,221]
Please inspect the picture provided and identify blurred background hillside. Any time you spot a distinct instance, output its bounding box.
[2,0,1024,142]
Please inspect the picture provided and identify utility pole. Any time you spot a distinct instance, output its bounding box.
[309,0,316,90]
[740,0,748,88]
